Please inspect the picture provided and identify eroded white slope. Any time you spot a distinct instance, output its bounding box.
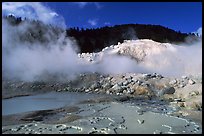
[78,39,202,77]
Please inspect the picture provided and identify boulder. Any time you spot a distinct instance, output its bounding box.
[142,73,152,80]
[169,79,177,85]
[102,83,112,89]
[158,87,175,96]
[133,86,151,95]
[112,84,122,91]
[188,79,195,85]
[178,84,185,88]
[90,82,100,89]
[181,76,188,79]
[122,80,129,86]
[85,89,90,93]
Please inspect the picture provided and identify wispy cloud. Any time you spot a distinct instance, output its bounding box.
[88,19,98,26]
[75,2,88,8]
[104,22,111,26]
[94,2,102,9]
[2,2,65,28]
[73,2,102,9]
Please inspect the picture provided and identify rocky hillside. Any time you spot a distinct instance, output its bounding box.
[78,39,175,63]
[77,39,202,77]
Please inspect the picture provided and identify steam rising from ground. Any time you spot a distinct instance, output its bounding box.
[80,39,202,78]
[2,2,202,81]
[2,18,80,81]
[140,40,202,77]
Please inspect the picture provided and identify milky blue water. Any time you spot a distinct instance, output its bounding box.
[2,91,100,115]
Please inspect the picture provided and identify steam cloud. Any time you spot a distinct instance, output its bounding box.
[140,41,202,77]
[2,2,202,82]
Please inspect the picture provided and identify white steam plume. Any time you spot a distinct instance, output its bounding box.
[2,2,80,81]
[140,40,202,77]
[2,19,80,81]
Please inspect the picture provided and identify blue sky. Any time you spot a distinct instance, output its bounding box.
[2,2,202,33]
[44,2,202,33]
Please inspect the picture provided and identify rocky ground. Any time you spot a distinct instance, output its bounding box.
[2,72,202,124]
[3,72,202,108]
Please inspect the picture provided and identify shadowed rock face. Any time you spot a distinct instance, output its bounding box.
[157,87,176,96]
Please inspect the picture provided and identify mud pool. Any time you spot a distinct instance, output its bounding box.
[2,92,102,115]
[2,92,202,134]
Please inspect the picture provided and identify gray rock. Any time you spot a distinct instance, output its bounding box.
[137,119,145,124]
[178,84,185,88]
[116,93,122,96]
[112,84,122,91]
[143,73,151,77]
[19,125,25,128]
[102,83,112,89]
[181,76,188,79]
[123,90,127,94]
[85,89,90,93]
[164,87,175,94]
[99,80,104,84]
[174,98,182,102]
[121,85,128,89]
[137,110,144,115]
[127,78,133,83]
[169,79,177,85]
[141,82,147,86]
[143,73,152,80]
[100,75,104,78]
[94,89,99,92]
[189,91,199,96]
[66,86,71,91]
[151,73,157,78]
[155,74,164,79]
[153,130,162,134]
[57,89,62,92]
[125,76,133,80]
[137,80,142,85]
[107,77,113,81]
[158,87,175,96]
[11,128,21,132]
[122,80,129,86]
[118,81,123,86]
[63,88,66,91]
[188,79,195,85]
[127,88,134,94]
[91,82,100,89]
[55,124,63,128]
[132,79,138,83]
